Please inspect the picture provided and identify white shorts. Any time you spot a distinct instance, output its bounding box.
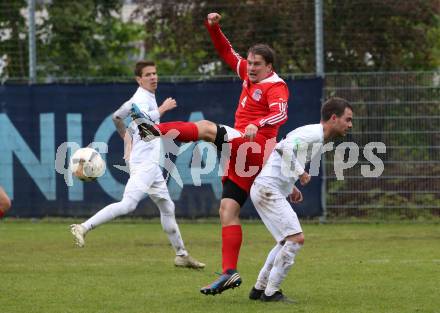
[250,182,303,243]
[123,163,170,203]
[221,124,243,141]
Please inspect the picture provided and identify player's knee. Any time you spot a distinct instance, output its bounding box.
[249,185,259,203]
[219,202,240,225]
[121,198,137,214]
[195,120,216,141]
[286,233,304,245]
[0,196,11,212]
[249,185,255,198]
[157,198,175,216]
[294,233,305,245]
[219,204,239,217]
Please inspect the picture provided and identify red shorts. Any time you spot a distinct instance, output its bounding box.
[221,134,277,193]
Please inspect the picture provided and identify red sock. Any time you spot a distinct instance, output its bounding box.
[157,122,198,142]
[0,210,4,219]
[222,225,242,273]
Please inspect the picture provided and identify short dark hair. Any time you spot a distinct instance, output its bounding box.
[248,44,276,68]
[321,97,352,121]
[134,60,156,77]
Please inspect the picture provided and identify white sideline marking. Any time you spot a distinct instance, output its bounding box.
[366,259,440,264]
[367,259,390,264]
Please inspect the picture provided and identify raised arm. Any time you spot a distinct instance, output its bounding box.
[205,12,247,79]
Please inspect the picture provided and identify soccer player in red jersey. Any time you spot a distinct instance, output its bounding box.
[132,12,290,295]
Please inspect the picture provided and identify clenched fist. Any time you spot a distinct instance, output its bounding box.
[207,12,221,26]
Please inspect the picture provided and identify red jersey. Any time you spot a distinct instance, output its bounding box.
[205,22,289,139]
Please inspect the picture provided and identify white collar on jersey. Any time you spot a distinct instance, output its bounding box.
[138,86,156,99]
[258,72,284,84]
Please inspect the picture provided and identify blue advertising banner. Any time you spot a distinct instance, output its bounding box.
[0,78,323,218]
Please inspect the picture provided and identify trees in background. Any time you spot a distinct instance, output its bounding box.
[38,0,144,80]
[0,0,28,80]
[0,0,439,80]
[324,0,440,72]
[1,0,143,80]
[133,0,439,75]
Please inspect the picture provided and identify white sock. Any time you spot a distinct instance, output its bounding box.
[156,198,188,256]
[81,196,138,231]
[255,243,282,290]
[265,241,302,296]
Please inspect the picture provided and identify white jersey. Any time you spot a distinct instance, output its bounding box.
[256,123,324,197]
[113,87,161,167]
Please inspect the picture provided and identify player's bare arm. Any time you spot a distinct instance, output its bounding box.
[112,115,126,139]
[207,12,221,25]
[123,130,133,162]
[158,97,177,116]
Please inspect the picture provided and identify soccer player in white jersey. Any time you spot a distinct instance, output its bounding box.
[70,61,205,269]
[248,97,353,302]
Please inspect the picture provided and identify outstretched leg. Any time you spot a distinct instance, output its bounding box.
[157,120,217,142]
[70,196,139,247]
[70,163,156,247]
[131,103,218,142]
[131,104,243,151]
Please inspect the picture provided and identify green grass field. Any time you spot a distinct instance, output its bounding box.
[0,220,439,313]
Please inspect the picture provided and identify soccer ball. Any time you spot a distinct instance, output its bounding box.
[70,147,106,182]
